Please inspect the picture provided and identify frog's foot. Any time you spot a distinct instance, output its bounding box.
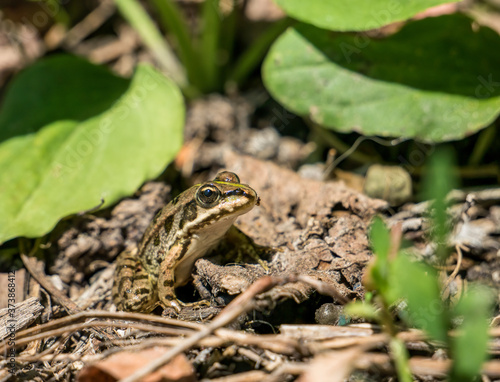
[239,250,270,272]
[161,298,211,315]
[161,297,183,313]
[223,226,273,273]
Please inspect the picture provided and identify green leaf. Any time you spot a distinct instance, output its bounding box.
[0,55,184,244]
[389,337,412,382]
[344,301,379,320]
[200,0,222,91]
[273,0,459,31]
[115,0,186,87]
[370,217,390,262]
[150,0,204,91]
[262,15,500,142]
[0,55,129,141]
[368,217,391,294]
[449,286,492,382]
[392,255,448,343]
[421,148,457,260]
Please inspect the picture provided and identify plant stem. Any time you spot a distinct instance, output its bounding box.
[200,0,221,91]
[43,0,70,26]
[390,337,413,382]
[149,0,203,91]
[228,17,293,86]
[218,0,238,82]
[115,0,187,87]
[0,247,18,257]
[308,122,381,164]
[468,124,495,166]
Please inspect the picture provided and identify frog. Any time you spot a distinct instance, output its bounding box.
[112,171,259,313]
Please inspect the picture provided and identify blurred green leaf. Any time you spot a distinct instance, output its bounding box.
[273,0,459,31]
[0,55,184,244]
[368,217,391,294]
[345,301,379,320]
[150,0,203,90]
[370,217,390,262]
[389,337,412,382]
[263,15,500,142]
[115,0,187,87]
[200,0,221,91]
[392,255,449,343]
[449,286,492,381]
[421,148,457,260]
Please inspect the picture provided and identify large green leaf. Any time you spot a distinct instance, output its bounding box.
[0,55,129,142]
[0,55,184,244]
[274,0,459,31]
[263,15,500,142]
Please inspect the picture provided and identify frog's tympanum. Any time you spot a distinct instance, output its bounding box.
[112,171,259,312]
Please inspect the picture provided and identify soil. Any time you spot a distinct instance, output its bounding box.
[1,2,500,381]
[3,93,498,381]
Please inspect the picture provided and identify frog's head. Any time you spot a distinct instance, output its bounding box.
[194,171,259,217]
[171,171,259,287]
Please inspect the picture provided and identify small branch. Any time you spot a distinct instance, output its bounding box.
[21,254,80,314]
[6,310,201,343]
[1,320,193,352]
[295,274,349,305]
[441,244,464,298]
[63,0,116,48]
[118,276,282,382]
[119,274,350,382]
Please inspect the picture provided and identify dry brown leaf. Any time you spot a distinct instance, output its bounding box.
[297,349,362,382]
[77,348,196,382]
[190,151,388,305]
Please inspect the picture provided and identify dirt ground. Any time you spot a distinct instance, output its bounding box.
[0,94,499,381]
[1,2,500,381]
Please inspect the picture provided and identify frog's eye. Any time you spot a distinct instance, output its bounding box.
[196,184,221,208]
[214,171,240,184]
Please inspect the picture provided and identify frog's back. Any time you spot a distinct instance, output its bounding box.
[139,187,197,280]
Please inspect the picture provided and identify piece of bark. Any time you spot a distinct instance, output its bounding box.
[280,324,375,341]
[0,269,26,309]
[0,297,43,341]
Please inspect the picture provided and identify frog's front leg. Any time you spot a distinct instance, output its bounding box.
[112,248,158,312]
[157,243,184,312]
[223,226,270,271]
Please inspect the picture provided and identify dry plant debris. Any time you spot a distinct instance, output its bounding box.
[1,92,500,381]
[1,0,499,380]
[0,298,43,342]
[78,351,195,382]
[191,150,388,311]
